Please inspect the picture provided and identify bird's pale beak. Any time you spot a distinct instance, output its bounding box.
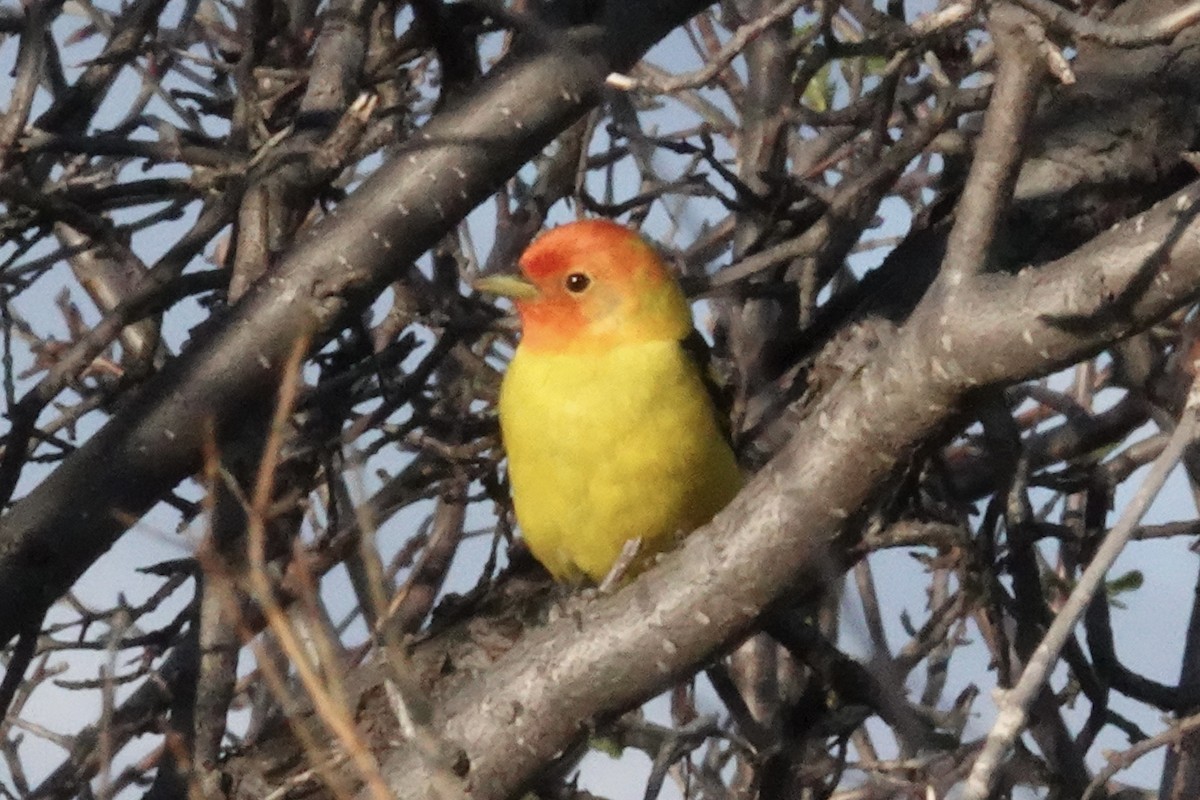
[473,274,540,300]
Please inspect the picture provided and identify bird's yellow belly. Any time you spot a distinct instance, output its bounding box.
[498,340,742,581]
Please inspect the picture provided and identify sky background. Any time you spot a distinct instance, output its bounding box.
[1,1,1198,797]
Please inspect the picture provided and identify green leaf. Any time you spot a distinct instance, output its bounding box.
[1106,569,1144,597]
[802,62,834,112]
[589,734,624,759]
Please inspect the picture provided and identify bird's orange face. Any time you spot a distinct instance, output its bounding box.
[477,220,693,353]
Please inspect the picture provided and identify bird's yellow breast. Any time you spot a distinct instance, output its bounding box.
[498,338,742,582]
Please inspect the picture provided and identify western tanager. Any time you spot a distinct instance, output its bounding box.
[477,219,742,582]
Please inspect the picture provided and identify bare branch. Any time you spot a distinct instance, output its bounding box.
[939,4,1044,286]
[964,377,1200,799]
[1013,0,1200,47]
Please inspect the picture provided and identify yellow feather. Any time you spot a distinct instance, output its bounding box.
[499,337,742,581]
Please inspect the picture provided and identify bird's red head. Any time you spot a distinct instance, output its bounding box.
[498,220,693,353]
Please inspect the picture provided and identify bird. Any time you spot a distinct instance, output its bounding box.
[476,219,742,583]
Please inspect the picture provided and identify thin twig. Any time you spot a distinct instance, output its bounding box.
[607,0,808,93]
[244,338,394,800]
[963,375,1200,800]
[1082,708,1200,799]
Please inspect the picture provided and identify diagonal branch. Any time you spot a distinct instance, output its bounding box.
[1012,0,1200,47]
[0,0,714,650]
[370,179,1200,800]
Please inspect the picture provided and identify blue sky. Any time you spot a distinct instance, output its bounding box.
[1,1,1197,797]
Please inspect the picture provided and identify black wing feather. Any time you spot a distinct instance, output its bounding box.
[680,328,736,446]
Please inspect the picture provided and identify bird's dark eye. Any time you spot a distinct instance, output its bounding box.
[564,272,591,293]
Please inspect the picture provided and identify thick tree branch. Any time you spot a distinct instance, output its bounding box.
[371,179,1200,799]
[8,0,1200,795]
[1013,0,1200,47]
[0,0,713,649]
